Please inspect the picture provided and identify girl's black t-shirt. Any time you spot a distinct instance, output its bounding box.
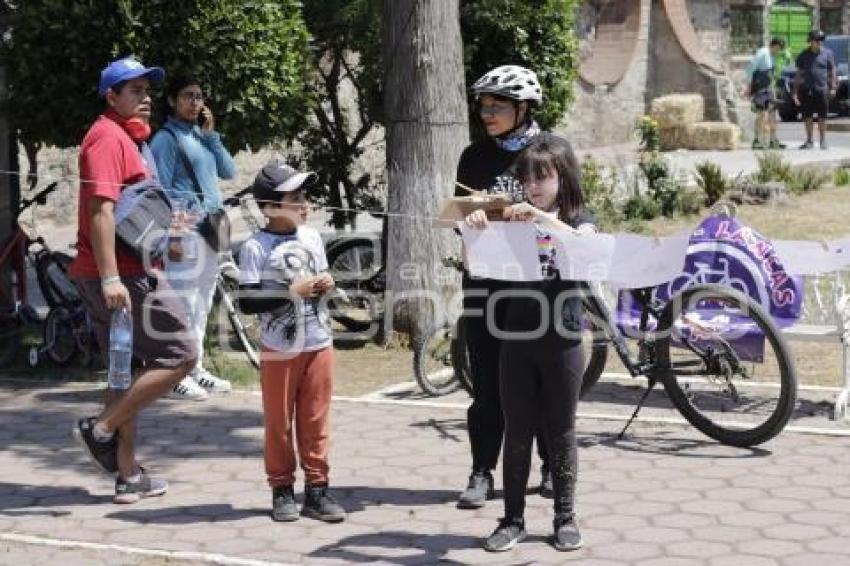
[501,210,596,343]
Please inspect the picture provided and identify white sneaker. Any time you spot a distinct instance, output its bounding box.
[192,369,232,393]
[167,377,209,401]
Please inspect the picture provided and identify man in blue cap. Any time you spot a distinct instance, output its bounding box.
[70,57,199,504]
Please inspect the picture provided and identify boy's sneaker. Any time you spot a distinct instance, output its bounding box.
[751,140,766,150]
[483,517,526,552]
[167,377,209,401]
[113,469,168,504]
[553,514,583,551]
[271,485,299,522]
[192,369,232,393]
[769,139,786,149]
[539,465,554,499]
[72,417,117,474]
[301,484,346,523]
[457,471,494,509]
[799,140,814,150]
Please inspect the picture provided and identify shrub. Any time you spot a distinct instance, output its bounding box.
[695,161,728,206]
[834,167,850,187]
[623,194,661,221]
[679,190,704,215]
[788,167,831,195]
[754,151,793,184]
[581,156,623,229]
[636,115,660,152]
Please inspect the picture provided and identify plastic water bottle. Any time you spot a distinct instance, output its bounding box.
[170,197,199,264]
[108,307,133,390]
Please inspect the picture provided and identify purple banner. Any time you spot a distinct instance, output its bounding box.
[617,214,803,362]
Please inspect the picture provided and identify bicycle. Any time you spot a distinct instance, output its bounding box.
[576,281,795,447]
[205,186,262,369]
[413,265,609,398]
[0,182,82,366]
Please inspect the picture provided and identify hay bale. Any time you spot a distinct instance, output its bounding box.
[658,126,689,151]
[650,94,704,129]
[686,121,742,151]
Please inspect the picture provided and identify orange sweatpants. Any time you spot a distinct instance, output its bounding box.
[260,346,334,487]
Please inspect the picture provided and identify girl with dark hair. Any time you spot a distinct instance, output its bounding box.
[150,74,236,400]
[456,65,570,510]
[469,138,595,553]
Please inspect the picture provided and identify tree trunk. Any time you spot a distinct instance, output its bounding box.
[383,0,469,339]
[0,67,19,303]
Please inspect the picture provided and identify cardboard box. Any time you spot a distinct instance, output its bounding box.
[433,194,513,228]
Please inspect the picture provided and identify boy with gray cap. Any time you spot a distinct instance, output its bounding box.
[237,161,345,523]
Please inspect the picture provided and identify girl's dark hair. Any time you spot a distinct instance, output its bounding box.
[163,74,202,116]
[514,139,584,222]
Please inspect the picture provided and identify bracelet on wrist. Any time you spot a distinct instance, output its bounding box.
[101,275,121,287]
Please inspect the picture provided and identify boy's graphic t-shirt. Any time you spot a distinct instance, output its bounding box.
[238,226,331,354]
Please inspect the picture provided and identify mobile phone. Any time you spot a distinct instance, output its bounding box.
[197,108,207,127]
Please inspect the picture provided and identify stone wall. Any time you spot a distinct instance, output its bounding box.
[559,1,650,148]
[648,0,722,121]
[690,0,731,64]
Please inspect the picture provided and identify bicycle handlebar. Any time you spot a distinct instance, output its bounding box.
[222,186,253,208]
[18,182,59,218]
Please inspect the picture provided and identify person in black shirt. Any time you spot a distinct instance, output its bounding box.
[794,30,837,150]
[470,139,595,553]
[456,65,573,509]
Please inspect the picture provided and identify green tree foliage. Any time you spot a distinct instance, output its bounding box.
[297,0,384,228]
[2,1,138,150]
[2,0,311,151]
[137,0,311,150]
[460,0,579,132]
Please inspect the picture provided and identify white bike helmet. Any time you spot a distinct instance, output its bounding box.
[470,65,543,105]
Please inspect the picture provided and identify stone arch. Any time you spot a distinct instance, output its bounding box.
[662,0,724,74]
[578,0,642,86]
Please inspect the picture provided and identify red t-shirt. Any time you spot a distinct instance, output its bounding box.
[69,113,153,279]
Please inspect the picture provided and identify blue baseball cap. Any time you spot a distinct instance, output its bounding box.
[98,57,165,97]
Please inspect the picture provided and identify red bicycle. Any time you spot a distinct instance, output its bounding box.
[0,182,78,366]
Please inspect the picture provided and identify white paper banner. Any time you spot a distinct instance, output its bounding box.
[549,230,616,282]
[608,231,692,289]
[773,239,850,276]
[460,222,543,281]
[460,222,692,288]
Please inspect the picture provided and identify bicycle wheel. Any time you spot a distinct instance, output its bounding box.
[43,305,77,365]
[326,237,384,333]
[35,251,77,308]
[656,283,796,447]
[579,297,610,399]
[450,316,473,395]
[413,323,462,396]
[212,277,261,369]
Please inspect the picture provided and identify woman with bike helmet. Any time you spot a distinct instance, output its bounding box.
[455,65,576,510]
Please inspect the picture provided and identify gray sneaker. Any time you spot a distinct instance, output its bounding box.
[113,469,168,504]
[301,484,345,523]
[553,514,583,551]
[272,485,298,522]
[72,417,117,475]
[457,471,494,509]
[484,517,526,552]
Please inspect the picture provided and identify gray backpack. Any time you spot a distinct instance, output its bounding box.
[113,143,173,261]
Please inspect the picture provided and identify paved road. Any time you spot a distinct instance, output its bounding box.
[1,380,849,565]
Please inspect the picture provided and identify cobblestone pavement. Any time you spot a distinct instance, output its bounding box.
[1,379,849,565]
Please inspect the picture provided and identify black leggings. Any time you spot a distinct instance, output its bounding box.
[500,335,584,520]
[464,277,548,472]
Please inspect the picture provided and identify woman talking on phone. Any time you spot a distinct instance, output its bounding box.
[150,74,236,401]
